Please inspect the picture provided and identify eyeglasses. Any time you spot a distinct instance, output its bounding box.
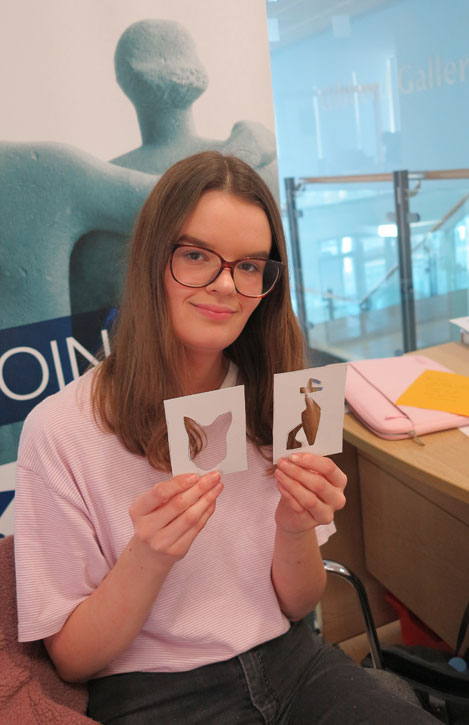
[169,243,284,298]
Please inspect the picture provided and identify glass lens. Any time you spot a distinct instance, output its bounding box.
[171,245,281,296]
[171,246,220,286]
[234,259,279,296]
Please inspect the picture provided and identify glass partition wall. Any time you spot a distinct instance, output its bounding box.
[266,0,469,361]
[284,169,469,361]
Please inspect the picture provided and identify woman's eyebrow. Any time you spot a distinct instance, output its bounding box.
[177,233,206,246]
[176,234,270,258]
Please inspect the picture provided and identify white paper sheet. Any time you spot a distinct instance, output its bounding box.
[272,363,347,463]
[164,385,247,476]
[449,316,469,332]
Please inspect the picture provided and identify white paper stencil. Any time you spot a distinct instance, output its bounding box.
[449,316,469,332]
[273,364,347,463]
[164,385,247,476]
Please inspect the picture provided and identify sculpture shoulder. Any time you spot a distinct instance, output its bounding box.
[226,121,277,167]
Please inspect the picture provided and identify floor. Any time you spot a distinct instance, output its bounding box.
[306,288,467,360]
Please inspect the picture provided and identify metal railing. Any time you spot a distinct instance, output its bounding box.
[285,168,469,353]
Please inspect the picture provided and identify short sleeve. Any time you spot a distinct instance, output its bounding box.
[15,464,110,642]
[315,521,336,547]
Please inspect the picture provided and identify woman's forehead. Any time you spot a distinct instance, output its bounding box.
[179,191,271,251]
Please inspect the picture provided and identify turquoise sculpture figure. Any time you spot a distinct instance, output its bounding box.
[71,19,278,315]
[0,18,277,479]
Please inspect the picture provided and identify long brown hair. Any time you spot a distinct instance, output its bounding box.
[92,151,306,470]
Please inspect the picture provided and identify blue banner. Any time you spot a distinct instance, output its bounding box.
[0,310,113,427]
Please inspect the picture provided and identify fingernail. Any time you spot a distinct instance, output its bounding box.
[207,471,220,483]
[289,454,299,462]
[187,474,199,484]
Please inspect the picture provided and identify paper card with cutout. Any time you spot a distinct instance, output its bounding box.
[164,385,247,476]
[273,363,347,463]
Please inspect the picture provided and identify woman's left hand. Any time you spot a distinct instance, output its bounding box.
[274,453,347,534]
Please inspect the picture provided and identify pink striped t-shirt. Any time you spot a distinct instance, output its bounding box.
[14,364,335,676]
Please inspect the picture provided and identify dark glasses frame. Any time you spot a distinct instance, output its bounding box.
[169,243,285,298]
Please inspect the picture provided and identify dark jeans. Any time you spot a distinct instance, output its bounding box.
[88,620,437,724]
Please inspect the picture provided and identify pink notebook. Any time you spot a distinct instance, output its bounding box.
[345,355,469,441]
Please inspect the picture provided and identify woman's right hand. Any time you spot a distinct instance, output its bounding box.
[128,471,223,569]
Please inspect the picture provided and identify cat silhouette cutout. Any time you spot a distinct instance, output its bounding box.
[286,378,323,450]
[184,411,233,470]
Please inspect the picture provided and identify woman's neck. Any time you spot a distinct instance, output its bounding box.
[182,354,228,396]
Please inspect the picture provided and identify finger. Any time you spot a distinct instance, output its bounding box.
[132,469,220,518]
[276,479,304,513]
[130,473,200,518]
[286,453,347,490]
[167,500,218,556]
[159,473,222,529]
[277,459,345,509]
[156,481,224,548]
[143,471,221,530]
[279,459,345,511]
[275,469,335,524]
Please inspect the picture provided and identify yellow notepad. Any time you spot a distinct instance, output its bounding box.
[395,369,469,417]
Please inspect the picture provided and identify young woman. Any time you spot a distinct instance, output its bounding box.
[15,152,436,723]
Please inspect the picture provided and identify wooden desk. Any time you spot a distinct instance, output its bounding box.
[321,342,469,651]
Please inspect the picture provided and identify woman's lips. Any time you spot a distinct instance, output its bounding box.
[192,303,236,320]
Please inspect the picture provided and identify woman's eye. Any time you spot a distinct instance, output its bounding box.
[238,261,261,274]
[184,251,206,262]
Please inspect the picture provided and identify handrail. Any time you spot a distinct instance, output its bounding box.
[300,168,469,185]
[417,169,469,180]
[294,192,469,310]
[302,287,355,303]
[300,173,393,184]
[359,191,469,307]
[286,168,469,351]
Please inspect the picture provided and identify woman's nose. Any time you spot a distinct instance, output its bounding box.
[207,267,237,295]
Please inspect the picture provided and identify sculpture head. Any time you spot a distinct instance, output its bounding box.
[114,19,209,111]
